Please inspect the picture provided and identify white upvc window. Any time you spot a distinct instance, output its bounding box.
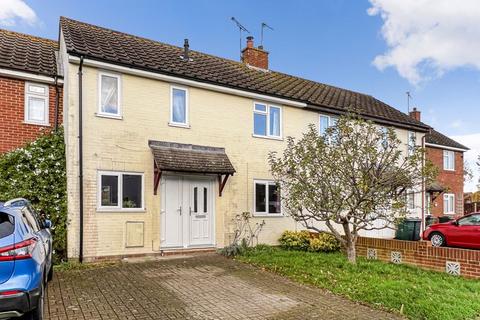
[406,190,415,210]
[253,180,282,216]
[443,193,455,214]
[319,114,338,136]
[407,131,416,156]
[169,86,189,127]
[443,150,455,171]
[253,102,282,139]
[98,72,121,118]
[97,171,144,211]
[24,82,49,125]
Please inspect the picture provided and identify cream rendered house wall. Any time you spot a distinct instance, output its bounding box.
[64,60,425,260]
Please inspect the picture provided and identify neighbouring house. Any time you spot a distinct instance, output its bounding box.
[408,108,469,220]
[57,17,431,261]
[464,192,479,214]
[0,29,62,153]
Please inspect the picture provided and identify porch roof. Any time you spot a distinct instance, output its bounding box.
[149,140,236,175]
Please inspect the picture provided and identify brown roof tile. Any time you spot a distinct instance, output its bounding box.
[149,140,236,174]
[426,130,469,150]
[0,29,57,76]
[60,17,429,131]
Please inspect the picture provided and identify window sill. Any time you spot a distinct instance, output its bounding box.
[168,122,191,129]
[253,213,284,218]
[23,121,50,127]
[443,169,455,172]
[96,208,146,213]
[252,134,283,141]
[96,113,123,120]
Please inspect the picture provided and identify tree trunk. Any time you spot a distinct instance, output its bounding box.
[346,240,356,264]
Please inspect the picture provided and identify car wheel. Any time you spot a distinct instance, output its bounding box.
[430,232,446,247]
[23,282,44,320]
[47,266,53,282]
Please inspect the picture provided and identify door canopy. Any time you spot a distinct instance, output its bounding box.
[149,140,235,196]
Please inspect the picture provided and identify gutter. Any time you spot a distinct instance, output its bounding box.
[78,56,84,263]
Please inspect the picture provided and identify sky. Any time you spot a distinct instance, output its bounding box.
[2,0,480,190]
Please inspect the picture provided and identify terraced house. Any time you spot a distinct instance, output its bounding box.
[58,17,431,261]
[0,30,62,154]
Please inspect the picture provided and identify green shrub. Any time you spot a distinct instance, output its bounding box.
[308,233,340,252]
[0,128,67,263]
[279,230,311,251]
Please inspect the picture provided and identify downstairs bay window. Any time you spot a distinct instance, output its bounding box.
[98,171,144,211]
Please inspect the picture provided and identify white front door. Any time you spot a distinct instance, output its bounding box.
[161,175,214,248]
[188,180,213,246]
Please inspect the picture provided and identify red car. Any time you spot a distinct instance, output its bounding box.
[423,213,480,249]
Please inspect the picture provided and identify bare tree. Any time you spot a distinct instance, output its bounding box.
[269,114,436,263]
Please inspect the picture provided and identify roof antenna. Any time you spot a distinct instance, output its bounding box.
[406,91,412,113]
[231,17,250,60]
[260,22,273,49]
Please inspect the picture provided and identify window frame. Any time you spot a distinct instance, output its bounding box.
[97,71,122,119]
[97,170,145,212]
[169,85,190,128]
[252,102,283,139]
[407,131,416,156]
[253,179,282,217]
[443,193,455,214]
[24,82,49,126]
[406,190,415,211]
[443,150,455,171]
[318,114,338,137]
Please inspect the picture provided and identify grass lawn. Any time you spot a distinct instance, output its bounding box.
[237,246,480,320]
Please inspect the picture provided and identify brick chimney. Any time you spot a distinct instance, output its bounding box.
[409,107,421,121]
[241,36,269,69]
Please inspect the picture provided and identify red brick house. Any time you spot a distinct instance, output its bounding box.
[0,29,62,154]
[409,108,469,219]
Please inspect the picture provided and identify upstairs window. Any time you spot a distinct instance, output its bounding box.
[319,114,338,136]
[407,131,416,156]
[443,150,455,171]
[98,72,121,117]
[25,82,49,125]
[253,103,282,138]
[98,171,144,211]
[170,86,188,126]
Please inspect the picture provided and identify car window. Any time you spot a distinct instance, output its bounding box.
[458,215,480,226]
[0,212,14,238]
[20,207,40,232]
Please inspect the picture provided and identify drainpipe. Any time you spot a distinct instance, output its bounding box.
[78,56,85,263]
[53,75,60,131]
[421,133,427,232]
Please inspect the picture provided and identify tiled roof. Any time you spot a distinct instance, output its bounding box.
[60,17,430,131]
[149,140,236,174]
[426,129,469,151]
[0,29,58,76]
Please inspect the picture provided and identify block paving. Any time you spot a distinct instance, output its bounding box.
[46,253,402,320]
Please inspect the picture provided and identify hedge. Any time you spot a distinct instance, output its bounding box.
[0,128,67,263]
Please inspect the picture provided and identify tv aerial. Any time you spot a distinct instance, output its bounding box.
[231,17,250,59]
[260,22,274,48]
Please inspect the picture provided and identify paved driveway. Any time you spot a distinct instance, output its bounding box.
[46,254,402,320]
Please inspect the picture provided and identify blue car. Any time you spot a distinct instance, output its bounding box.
[0,199,53,320]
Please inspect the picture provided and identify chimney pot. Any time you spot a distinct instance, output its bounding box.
[182,38,190,61]
[241,36,269,69]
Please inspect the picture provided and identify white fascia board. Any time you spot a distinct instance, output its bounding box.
[0,68,61,84]
[425,143,468,152]
[68,55,307,108]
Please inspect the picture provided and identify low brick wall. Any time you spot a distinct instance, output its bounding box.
[356,237,480,278]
